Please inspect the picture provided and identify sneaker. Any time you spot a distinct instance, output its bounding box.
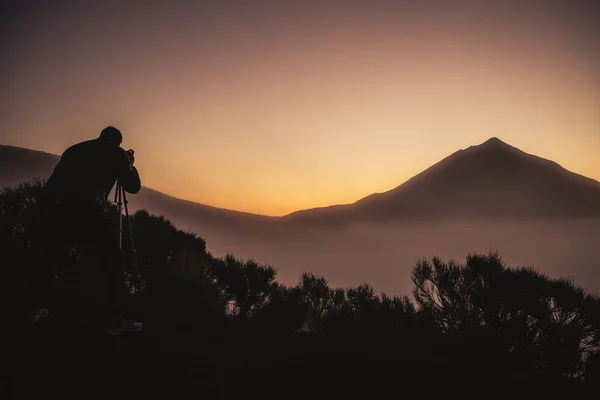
[105,317,143,336]
[26,308,50,323]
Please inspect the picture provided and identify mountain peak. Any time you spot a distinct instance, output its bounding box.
[481,137,509,147]
[485,136,503,143]
[465,136,521,155]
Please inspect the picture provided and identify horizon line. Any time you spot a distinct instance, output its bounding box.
[2,137,598,218]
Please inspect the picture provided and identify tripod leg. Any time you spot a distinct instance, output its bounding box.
[115,181,123,251]
[118,211,123,252]
[122,190,140,278]
[114,181,120,204]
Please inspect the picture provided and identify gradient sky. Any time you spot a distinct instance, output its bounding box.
[2,0,599,216]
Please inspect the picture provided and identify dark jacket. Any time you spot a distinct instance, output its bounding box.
[44,139,141,205]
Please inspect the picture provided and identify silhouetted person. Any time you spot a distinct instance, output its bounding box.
[25,126,143,335]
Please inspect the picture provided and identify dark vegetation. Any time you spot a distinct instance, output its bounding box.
[2,180,600,398]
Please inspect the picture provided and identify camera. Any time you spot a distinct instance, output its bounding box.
[126,149,135,164]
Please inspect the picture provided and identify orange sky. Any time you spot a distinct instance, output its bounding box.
[2,1,599,216]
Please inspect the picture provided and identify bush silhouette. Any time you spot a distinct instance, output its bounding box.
[412,253,600,379]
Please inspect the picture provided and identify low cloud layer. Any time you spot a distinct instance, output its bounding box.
[192,219,600,296]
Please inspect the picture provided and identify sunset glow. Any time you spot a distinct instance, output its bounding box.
[2,0,598,216]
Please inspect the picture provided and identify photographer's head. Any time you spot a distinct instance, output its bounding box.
[99,126,123,146]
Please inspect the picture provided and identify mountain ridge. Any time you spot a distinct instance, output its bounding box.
[2,138,600,231]
[282,137,600,224]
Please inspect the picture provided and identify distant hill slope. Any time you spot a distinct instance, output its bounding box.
[0,145,60,189]
[3,138,600,231]
[0,144,276,233]
[283,138,600,225]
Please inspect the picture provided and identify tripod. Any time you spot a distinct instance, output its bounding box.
[114,180,142,292]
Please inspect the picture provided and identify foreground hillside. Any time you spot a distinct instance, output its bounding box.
[7,312,597,398]
[2,180,600,397]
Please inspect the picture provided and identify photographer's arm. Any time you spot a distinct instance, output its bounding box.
[118,150,142,194]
